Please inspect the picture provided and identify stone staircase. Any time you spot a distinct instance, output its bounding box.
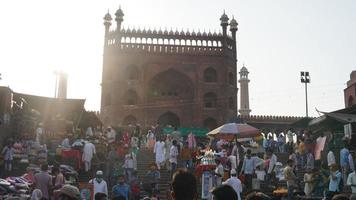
[137,148,171,200]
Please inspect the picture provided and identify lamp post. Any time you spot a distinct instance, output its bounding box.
[300,71,310,117]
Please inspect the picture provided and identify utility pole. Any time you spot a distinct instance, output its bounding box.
[300,71,310,117]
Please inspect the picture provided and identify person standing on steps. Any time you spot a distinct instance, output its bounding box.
[82,140,96,172]
[89,170,108,197]
[169,140,179,178]
[154,136,165,170]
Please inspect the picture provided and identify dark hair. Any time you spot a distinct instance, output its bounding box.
[246,149,252,155]
[52,166,60,174]
[332,194,349,200]
[41,163,48,171]
[94,192,107,200]
[211,185,237,200]
[172,170,197,200]
[287,159,294,165]
[112,196,126,200]
[172,140,177,146]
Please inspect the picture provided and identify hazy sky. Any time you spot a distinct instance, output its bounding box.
[0,0,355,117]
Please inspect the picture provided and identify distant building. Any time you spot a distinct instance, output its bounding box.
[100,8,238,129]
[345,71,356,108]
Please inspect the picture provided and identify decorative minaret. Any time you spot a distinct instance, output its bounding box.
[220,11,229,36]
[229,17,238,61]
[239,65,251,116]
[220,11,229,49]
[115,6,124,31]
[103,11,112,47]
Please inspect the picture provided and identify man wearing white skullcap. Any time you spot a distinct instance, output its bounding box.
[222,169,242,200]
[89,170,108,197]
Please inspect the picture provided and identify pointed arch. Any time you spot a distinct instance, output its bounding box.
[126,64,139,80]
[124,89,138,105]
[204,67,217,83]
[204,92,217,108]
[123,115,137,126]
[158,111,180,127]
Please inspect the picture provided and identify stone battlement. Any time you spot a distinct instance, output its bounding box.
[106,27,234,55]
[241,115,304,123]
[106,27,234,56]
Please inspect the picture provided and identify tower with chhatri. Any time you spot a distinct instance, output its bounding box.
[239,65,251,116]
[100,7,238,129]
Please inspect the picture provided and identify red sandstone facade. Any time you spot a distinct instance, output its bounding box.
[100,9,238,129]
[344,71,356,108]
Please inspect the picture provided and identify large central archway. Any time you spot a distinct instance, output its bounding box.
[147,69,194,101]
[158,111,180,127]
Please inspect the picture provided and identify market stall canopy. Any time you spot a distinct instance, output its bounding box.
[163,127,209,137]
[309,112,356,127]
[207,123,261,140]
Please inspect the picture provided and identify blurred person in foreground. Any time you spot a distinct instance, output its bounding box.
[54,184,80,200]
[211,184,237,200]
[170,169,197,200]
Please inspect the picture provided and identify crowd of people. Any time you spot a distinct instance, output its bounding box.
[1,124,356,200]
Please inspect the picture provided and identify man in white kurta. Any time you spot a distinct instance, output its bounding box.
[154,139,165,170]
[82,141,96,172]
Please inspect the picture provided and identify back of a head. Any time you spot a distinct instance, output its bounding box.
[211,185,237,200]
[331,194,349,200]
[94,192,107,200]
[112,196,126,200]
[41,163,48,171]
[172,170,197,200]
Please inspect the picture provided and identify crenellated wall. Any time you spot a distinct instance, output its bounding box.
[105,28,234,56]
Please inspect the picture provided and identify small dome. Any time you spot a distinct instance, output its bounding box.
[213,32,217,36]
[220,11,229,24]
[126,28,131,34]
[158,29,163,34]
[115,7,124,17]
[169,29,174,35]
[175,29,179,35]
[192,30,196,36]
[240,66,248,72]
[197,31,202,36]
[164,29,168,35]
[208,32,212,36]
[230,17,238,30]
[153,29,157,34]
[142,29,146,34]
[104,12,112,21]
[203,32,207,36]
[147,29,152,34]
[180,30,185,35]
[132,28,137,34]
[186,30,191,36]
